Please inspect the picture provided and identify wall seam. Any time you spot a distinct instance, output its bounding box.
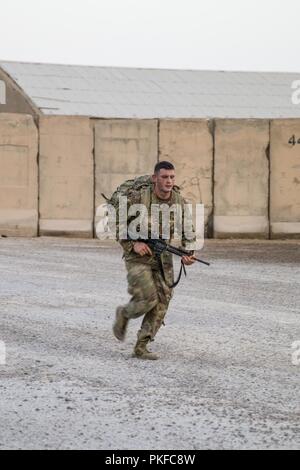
[37,117,41,237]
[92,120,96,239]
[267,120,271,240]
[210,119,216,239]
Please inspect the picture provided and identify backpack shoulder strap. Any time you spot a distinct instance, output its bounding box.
[140,186,152,212]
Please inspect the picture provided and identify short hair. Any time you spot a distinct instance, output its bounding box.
[154,161,175,174]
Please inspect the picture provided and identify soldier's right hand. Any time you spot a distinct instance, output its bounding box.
[133,242,152,256]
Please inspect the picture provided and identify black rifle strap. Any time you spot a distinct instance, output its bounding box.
[155,253,187,289]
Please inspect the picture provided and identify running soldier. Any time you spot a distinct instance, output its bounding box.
[113,161,196,360]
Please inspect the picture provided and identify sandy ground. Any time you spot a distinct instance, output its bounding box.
[0,236,299,450]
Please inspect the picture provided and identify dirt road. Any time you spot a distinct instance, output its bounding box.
[0,237,299,449]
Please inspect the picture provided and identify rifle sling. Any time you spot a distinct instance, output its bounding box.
[155,252,186,289]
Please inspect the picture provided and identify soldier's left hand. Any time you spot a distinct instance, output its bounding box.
[182,255,196,266]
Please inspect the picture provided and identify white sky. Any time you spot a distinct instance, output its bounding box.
[0,0,299,72]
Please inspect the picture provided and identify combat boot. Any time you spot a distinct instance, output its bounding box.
[133,348,159,360]
[133,340,159,360]
[113,307,128,341]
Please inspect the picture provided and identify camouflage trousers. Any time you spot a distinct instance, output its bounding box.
[121,256,174,345]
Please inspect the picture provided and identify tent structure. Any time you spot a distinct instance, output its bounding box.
[1,60,300,118]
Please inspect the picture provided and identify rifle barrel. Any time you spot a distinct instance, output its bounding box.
[166,245,210,266]
[194,258,210,266]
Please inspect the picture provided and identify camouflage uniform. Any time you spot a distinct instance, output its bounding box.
[115,184,193,358]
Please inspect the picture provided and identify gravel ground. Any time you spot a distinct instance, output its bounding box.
[0,236,299,450]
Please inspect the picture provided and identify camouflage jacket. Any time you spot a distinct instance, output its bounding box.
[117,184,196,265]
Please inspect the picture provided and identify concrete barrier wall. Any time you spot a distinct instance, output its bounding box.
[159,119,213,236]
[94,119,158,231]
[0,113,38,236]
[1,114,300,240]
[270,120,300,239]
[214,119,270,238]
[39,116,94,237]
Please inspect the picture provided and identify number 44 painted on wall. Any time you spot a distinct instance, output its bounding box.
[288,135,300,146]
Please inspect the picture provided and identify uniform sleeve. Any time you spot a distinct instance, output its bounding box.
[119,240,134,255]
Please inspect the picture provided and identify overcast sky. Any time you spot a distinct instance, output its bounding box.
[0,0,300,72]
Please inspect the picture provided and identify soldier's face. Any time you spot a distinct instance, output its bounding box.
[152,169,176,194]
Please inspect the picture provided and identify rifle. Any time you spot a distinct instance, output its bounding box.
[144,239,210,266]
[139,238,210,288]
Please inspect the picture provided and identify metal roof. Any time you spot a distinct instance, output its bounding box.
[1,60,300,118]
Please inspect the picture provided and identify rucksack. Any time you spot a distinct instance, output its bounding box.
[101,175,153,208]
